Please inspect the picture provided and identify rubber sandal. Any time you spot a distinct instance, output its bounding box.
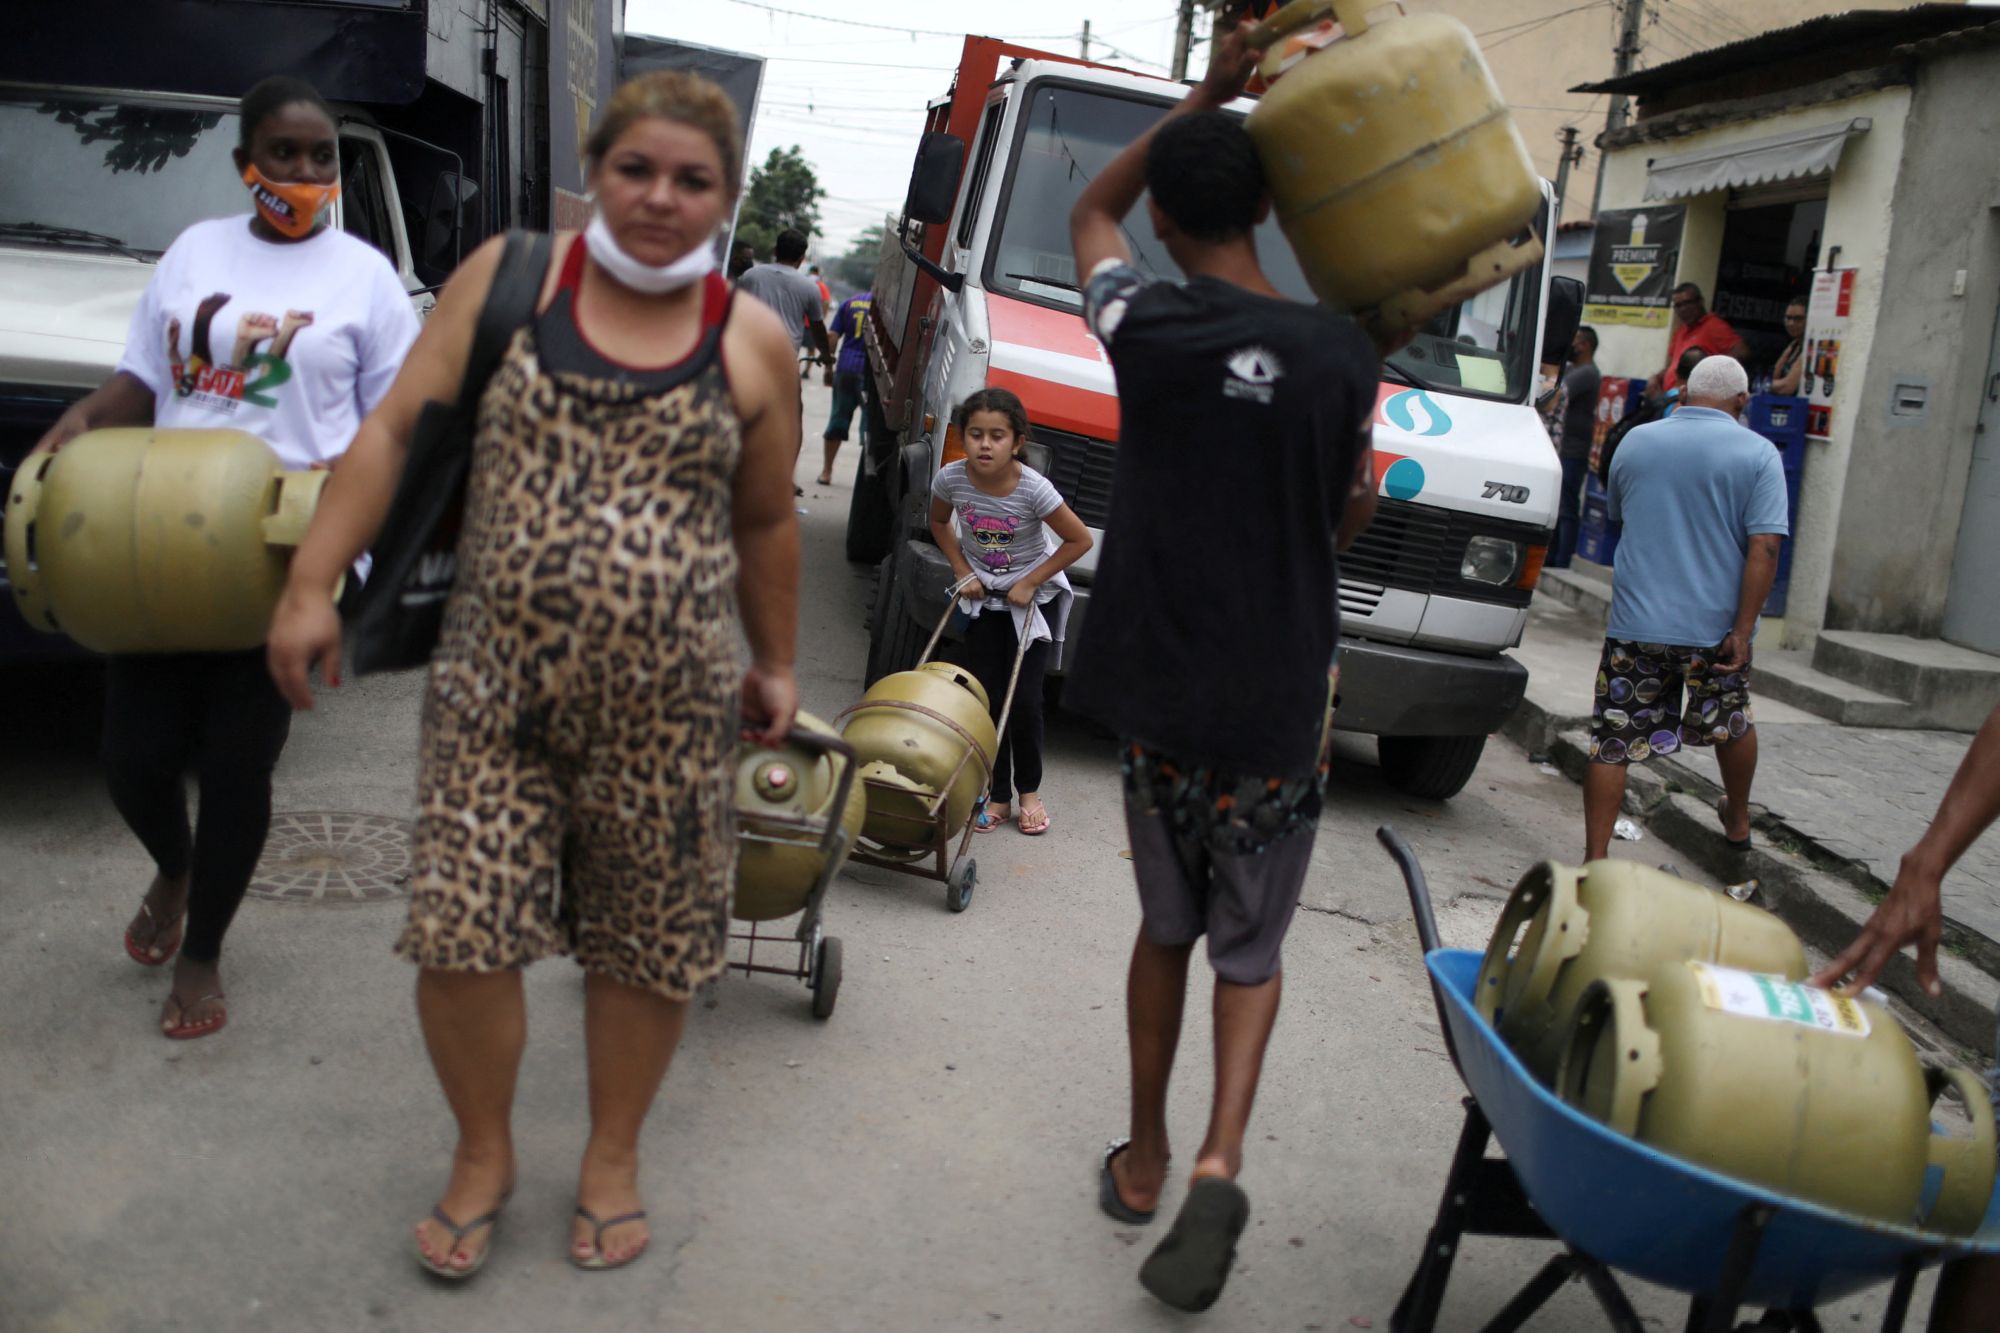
[974,802,1007,834]
[415,1190,511,1280]
[125,900,184,967]
[1138,1176,1251,1313]
[1717,796,1752,851]
[161,991,226,1041]
[1099,1138,1156,1225]
[571,1206,649,1271]
[1017,801,1050,836]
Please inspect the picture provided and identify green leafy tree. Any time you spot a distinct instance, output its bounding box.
[832,223,887,291]
[734,145,825,260]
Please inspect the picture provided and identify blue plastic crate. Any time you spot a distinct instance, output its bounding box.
[1748,393,1808,444]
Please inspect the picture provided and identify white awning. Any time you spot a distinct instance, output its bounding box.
[1642,118,1871,201]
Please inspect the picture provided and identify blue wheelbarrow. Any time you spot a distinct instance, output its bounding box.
[1377,826,2000,1331]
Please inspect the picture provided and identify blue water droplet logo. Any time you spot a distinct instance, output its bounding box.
[1383,389,1453,437]
[1383,457,1426,500]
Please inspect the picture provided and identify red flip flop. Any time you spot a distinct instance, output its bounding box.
[162,992,227,1040]
[124,902,184,967]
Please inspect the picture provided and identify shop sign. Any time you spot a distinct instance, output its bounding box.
[1584,206,1686,329]
[1803,268,1855,440]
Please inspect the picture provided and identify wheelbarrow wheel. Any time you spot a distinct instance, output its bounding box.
[946,856,977,913]
[811,936,843,1020]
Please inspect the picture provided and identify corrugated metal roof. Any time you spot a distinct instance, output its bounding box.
[1568,5,1983,98]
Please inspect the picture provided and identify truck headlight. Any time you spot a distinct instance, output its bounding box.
[1461,536,1522,586]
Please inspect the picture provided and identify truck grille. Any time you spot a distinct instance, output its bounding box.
[1341,497,1549,609]
[1033,426,1117,529]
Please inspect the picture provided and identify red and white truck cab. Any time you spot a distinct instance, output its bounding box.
[853,37,1582,800]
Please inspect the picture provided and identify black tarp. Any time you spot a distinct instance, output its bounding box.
[10,0,426,104]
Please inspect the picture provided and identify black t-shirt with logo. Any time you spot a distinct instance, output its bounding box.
[1064,262,1378,779]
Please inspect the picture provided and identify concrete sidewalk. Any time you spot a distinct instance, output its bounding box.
[1505,592,2000,1058]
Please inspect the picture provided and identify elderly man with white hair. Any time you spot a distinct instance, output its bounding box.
[1583,355,1789,861]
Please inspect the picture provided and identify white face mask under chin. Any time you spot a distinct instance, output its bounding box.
[582,213,717,294]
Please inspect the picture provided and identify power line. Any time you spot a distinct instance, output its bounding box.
[720,0,1069,41]
[763,56,957,70]
[1474,1,1612,41]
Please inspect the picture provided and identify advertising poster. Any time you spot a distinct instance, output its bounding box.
[1803,268,1855,440]
[550,0,622,231]
[1583,205,1685,329]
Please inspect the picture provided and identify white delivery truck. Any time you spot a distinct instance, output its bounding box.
[852,37,1583,800]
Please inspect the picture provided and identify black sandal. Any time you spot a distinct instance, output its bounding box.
[1099,1138,1156,1225]
[1138,1176,1251,1312]
[1717,796,1752,851]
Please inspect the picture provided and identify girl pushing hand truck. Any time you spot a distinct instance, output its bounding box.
[927,389,1093,836]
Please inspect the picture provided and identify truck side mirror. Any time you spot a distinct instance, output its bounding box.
[1544,276,1584,364]
[903,133,966,226]
[421,172,469,275]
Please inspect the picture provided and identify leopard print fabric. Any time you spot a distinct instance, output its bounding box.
[396,313,743,1000]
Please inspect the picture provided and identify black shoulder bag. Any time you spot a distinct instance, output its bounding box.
[348,229,552,675]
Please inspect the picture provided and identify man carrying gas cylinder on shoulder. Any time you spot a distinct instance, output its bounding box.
[1065,18,1380,1315]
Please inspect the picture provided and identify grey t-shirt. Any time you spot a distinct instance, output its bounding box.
[735,262,822,349]
[931,460,1065,603]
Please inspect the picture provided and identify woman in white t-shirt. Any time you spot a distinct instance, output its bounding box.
[29,76,421,1041]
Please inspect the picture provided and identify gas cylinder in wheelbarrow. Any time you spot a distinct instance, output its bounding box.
[838,661,997,913]
[4,428,331,652]
[1560,961,1997,1235]
[1476,859,1807,1080]
[728,714,862,1020]
[1431,948,2000,1312]
[1243,0,1544,337]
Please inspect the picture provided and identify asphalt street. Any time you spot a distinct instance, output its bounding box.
[0,378,1936,1331]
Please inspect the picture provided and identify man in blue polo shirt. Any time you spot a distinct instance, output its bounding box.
[1584,355,1789,860]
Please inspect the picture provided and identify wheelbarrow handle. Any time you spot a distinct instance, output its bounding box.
[1377,824,1441,955]
[1377,824,1463,1075]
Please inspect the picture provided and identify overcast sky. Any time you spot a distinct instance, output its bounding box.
[624,0,1214,261]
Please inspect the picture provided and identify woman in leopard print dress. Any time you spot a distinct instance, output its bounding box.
[268,73,801,1278]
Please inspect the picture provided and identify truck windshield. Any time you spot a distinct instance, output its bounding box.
[0,90,243,258]
[988,82,1542,404]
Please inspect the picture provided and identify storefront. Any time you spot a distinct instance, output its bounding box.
[1577,8,2000,662]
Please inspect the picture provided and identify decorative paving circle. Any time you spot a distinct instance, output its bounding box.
[249,812,412,904]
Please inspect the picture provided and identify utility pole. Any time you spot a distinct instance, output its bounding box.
[1081,20,1092,61]
[1171,0,1198,81]
[1590,0,1646,217]
[1553,124,1584,223]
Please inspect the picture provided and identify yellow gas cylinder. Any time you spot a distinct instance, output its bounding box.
[732,711,865,922]
[1243,0,1543,324]
[1477,861,1807,1080]
[4,428,329,653]
[838,661,996,852]
[1559,963,1996,1233]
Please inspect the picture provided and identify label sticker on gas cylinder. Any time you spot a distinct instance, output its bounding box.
[1687,962,1871,1038]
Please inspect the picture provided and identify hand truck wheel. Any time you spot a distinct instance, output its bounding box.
[946,855,977,913]
[810,935,843,1020]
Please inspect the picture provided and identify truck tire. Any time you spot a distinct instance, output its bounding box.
[1377,734,1487,801]
[845,449,894,565]
[865,552,926,686]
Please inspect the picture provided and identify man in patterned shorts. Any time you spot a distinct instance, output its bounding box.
[1584,355,1789,860]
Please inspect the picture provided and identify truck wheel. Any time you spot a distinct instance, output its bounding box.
[864,552,925,685]
[1378,734,1487,801]
[845,449,894,564]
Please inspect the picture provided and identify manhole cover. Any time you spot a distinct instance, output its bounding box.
[249,812,412,904]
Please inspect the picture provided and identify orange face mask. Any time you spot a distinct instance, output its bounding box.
[243,164,340,239]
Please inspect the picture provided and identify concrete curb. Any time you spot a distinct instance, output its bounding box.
[1524,719,2000,1058]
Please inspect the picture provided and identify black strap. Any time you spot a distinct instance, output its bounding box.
[458,229,553,412]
